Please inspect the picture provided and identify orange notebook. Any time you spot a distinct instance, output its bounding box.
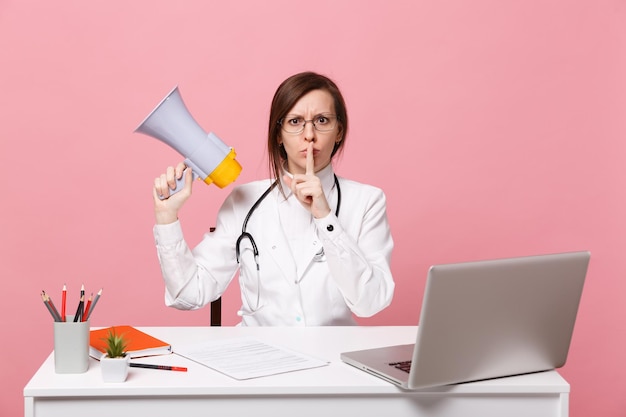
[89,325,172,360]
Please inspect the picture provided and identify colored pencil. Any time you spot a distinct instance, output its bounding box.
[61,284,67,322]
[41,291,61,322]
[129,363,187,372]
[43,291,62,322]
[86,288,102,320]
[82,294,93,322]
[80,284,85,320]
[73,294,84,322]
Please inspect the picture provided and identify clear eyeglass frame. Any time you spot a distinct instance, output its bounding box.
[279,114,338,134]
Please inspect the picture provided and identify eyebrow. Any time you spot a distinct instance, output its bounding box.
[285,112,334,118]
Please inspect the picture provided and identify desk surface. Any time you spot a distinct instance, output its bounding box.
[24,326,570,417]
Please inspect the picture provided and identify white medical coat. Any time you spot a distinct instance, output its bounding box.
[153,165,395,326]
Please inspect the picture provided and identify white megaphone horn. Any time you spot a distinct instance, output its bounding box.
[135,86,242,198]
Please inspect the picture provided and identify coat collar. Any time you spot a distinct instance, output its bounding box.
[257,163,337,283]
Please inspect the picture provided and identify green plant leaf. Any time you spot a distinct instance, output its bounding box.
[101,328,128,358]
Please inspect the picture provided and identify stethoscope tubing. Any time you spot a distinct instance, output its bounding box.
[235,175,341,314]
[236,175,341,263]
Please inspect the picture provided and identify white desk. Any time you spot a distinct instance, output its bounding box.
[24,326,569,417]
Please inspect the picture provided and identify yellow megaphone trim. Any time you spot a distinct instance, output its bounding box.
[203,149,242,189]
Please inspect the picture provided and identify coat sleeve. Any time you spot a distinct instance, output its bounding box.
[314,184,395,317]
[153,190,243,310]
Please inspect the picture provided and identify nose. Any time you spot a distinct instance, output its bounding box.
[303,121,316,142]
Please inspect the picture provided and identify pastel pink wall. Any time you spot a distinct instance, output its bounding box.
[1,1,624,416]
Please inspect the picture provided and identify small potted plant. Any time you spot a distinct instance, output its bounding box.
[100,328,130,382]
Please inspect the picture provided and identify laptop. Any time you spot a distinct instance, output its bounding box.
[341,251,590,390]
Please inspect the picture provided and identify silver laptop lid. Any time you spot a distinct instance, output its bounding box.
[408,251,590,389]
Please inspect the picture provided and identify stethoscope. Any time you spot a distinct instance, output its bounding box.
[235,174,341,316]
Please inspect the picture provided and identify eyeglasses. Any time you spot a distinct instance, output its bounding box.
[279,114,338,134]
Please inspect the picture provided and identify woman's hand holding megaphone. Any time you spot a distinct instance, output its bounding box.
[153,162,193,225]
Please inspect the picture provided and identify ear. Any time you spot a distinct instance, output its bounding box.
[332,136,342,155]
[335,123,344,143]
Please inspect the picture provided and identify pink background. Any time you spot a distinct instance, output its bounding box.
[1,1,624,415]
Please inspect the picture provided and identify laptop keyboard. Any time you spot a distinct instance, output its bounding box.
[389,360,412,373]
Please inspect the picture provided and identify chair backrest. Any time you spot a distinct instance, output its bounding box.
[210,297,221,326]
[209,227,221,326]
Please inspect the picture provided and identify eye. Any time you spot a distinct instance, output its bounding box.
[315,116,329,125]
[287,117,303,126]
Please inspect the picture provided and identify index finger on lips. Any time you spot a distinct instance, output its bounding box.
[306,142,314,175]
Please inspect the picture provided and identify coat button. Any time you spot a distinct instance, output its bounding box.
[327,224,334,232]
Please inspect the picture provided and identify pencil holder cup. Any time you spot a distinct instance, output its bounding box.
[53,316,90,374]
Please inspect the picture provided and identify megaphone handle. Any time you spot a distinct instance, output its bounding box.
[158,167,199,200]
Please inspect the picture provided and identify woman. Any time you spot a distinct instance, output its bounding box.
[153,71,394,326]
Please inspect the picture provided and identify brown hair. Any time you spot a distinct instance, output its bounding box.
[267,71,348,194]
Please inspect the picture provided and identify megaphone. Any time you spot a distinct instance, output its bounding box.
[135,86,242,198]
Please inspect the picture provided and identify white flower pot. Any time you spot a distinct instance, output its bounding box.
[100,354,130,382]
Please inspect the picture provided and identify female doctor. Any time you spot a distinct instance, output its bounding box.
[152,71,395,326]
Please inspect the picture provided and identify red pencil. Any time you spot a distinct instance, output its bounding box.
[82,294,93,322]
[61,284,67,322]
[129,363,188,372]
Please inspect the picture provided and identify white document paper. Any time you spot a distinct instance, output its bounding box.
[173,337,329,380]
